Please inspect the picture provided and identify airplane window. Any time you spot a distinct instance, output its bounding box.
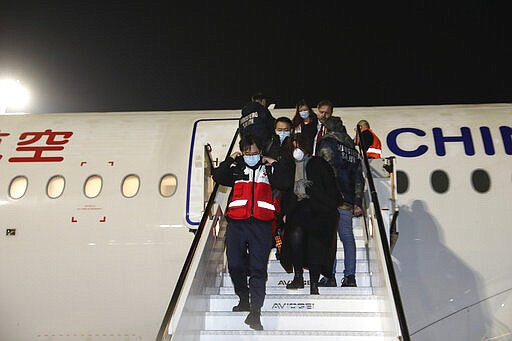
[160,174,177,197]
[396,170,409,194]
[122,174,140,198]
[431,170,449,193]
[471,169,491,193]
[84,175,103,198]
[47,175,65,199]
[9,176,28,199]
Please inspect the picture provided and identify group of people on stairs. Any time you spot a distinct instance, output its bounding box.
[212,93,382,330]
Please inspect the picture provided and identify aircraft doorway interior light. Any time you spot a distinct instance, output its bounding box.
[0,79,29,113]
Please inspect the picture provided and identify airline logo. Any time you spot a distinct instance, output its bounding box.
[0,129,73,162]
[387,126,512,157]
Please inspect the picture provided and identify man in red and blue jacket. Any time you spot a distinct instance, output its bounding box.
[213,134,292,330]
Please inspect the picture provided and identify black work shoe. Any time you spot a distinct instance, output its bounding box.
[232,299,250,312]
[286,276,304,289]
[317,276,337,287]
[310,282,319,295]
[341,274,357,287]
[244,311,263,330]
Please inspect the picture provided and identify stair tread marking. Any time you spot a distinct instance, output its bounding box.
[206,288,379,300]
[220,286,372,292]
[203,312,392,331]
[205,311,388,318]
[222,271,372,278]
[201,329,393,336]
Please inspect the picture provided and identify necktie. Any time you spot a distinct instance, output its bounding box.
[317,124,324,140]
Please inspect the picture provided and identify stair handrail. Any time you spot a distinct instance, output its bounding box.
[204,143,214,174]
[356,126,411,341]
[156,128,239,341]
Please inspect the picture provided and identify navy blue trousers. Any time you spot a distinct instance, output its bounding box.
[226,219,272,312]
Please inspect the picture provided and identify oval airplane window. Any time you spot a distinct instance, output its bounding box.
[431,170,449,194]
[471,169,491,193]
[47,175,65,199]
[84,175,103,198]
[160,174,177,197]
[122,174,140,198]
[9,176,28,199]
[396,170,409,194]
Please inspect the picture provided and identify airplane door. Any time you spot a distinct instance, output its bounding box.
[185,118,238,228]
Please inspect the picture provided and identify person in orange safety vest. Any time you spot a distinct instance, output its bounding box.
[354,119,382,159]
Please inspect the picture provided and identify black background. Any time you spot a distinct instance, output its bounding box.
[1,2,510,113]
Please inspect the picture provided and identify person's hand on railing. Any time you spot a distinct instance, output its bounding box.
[230,151,242,159]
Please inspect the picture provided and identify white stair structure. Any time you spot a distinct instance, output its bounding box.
[156,132,408,341]
[199,218,396,341]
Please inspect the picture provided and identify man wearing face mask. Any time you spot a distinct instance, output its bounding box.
[212,134,293,331]
[265,117,294,166]
[264,117,294,247]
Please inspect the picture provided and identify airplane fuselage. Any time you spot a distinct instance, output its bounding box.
[1,104,511,340]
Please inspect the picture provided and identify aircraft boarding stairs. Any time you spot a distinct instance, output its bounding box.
[157,136,409,341]
[210,217,390,340]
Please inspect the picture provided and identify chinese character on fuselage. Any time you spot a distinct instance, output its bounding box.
[8,129,73,162]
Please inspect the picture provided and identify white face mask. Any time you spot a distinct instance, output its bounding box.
[276,130,290,144]
[243,154,260,167]
[299,110,309,119]
[293,148,305,161]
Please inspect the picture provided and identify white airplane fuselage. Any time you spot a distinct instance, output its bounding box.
[0,104,511,340]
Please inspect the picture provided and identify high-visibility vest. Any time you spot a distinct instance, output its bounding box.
[359,128,382,159]
[226,164,276,221]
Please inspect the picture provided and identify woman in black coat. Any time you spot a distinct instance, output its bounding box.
[280,133,343,294]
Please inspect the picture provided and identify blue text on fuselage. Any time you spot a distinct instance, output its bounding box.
[387,126,512,157]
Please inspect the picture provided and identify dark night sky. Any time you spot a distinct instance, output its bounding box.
[1,2,511,113]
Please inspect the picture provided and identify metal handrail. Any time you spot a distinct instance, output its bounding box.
[356,126,410,341]
[204,143,214,173]
[156,128,239,341]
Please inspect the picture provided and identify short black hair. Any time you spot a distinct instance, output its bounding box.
[251,92,266,102]
[239,134,263,152]
[317,99,334,111]
[275,116,292,128]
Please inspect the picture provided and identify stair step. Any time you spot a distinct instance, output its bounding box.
[209,294,387,312]
[222,272,375,288]
[200,330,395,341]
[338,238,366,248]
[268,248,369,261]
[214,236,366,253]
[267,259,371,272]
[189,217,396,339]
[212,245,369,265]
[203,311,391,331]
[219,286,373,295]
